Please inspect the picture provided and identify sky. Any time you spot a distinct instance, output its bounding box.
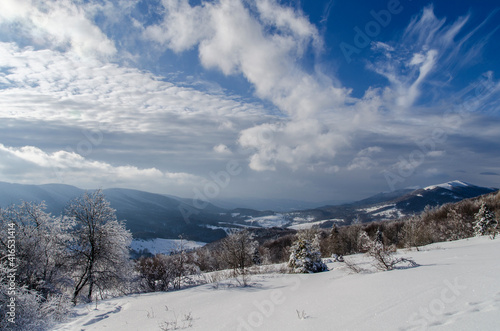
[0,0,499,204]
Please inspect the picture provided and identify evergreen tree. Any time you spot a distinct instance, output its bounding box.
[329,224,346,258]
[474,203,498,239]
[288,231,327,273]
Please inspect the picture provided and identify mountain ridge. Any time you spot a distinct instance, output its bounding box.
[0,180,497,242]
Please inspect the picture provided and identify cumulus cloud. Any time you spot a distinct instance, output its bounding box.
[143,1,500,175]
[1,0,499,198]
[144,0,354,171]
[347,146,383,171]
[0,0,116,58]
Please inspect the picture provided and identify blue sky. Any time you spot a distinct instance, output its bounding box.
[0,0,499,203]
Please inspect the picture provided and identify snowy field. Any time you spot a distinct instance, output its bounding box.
[55,237,500,330]
[130,238,206,256]
[244,214,289,228]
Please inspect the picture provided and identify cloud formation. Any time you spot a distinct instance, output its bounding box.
[0,0,116,58]
[0,143,203,193]
[0,0,499,200]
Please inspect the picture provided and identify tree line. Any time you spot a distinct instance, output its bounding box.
[1,189,498,330]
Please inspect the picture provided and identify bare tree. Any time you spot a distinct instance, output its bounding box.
[136,254,174,292]
[65,190,132,304]
[220,229,257,278]
[170,236,199,290]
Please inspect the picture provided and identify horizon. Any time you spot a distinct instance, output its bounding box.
[1,0,499,202]
[1,178,498,211]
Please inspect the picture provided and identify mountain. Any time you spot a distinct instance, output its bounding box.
[392,180,497,214]
[0,182,84,214]
[295,180,498,228]
[210,197,341,212]
[0,180,497,242]
[0,182,227,242]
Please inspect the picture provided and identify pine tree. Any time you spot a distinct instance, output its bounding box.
[474,203,498,239]
[288,231,327,273]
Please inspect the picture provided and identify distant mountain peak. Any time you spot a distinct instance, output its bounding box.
[424,180,473,191]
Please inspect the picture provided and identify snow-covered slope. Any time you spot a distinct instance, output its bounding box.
[130,238,206,256]
[55,236,500,331]
[424,180,473,191]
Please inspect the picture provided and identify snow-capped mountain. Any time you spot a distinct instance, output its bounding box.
[392,180,497,214]
[301,180,498,227]
[424,179,472,191]
[0,180,496,241]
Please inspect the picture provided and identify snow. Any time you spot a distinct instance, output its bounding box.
[244,214,289,228]
[288,219,342,230]
[424,180,471,191]
[373,207,404,218]
[291,215,316,223]
[130,238,206,255]
[359,204,395,213]
[55,237,500,331]
[200,224,234,233]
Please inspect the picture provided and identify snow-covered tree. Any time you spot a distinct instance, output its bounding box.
[0,203,72,330]
[170,236,200,290]
[0,202,72,298]
[328,224,346,257]
[474,203,498,239]
[136,254,174,292]
[288,231,327,273]
[361,228,417,271]
[65,190,132,304]
[220,229,258,277]
[357,229,372,253]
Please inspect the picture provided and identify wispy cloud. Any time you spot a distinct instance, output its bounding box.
[0,0,499,199]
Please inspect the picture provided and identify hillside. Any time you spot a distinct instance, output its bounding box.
[295,180,498,227]
[0,181,497,242]
[54,236,500,330]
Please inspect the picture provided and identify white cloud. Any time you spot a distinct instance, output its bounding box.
[347,147,383,171]
[143,0,209,53]
[0,143,203,192]
[145,0,353,171]
[213,144,232,154]
[0,42,267,135]
[0,0,116,58]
